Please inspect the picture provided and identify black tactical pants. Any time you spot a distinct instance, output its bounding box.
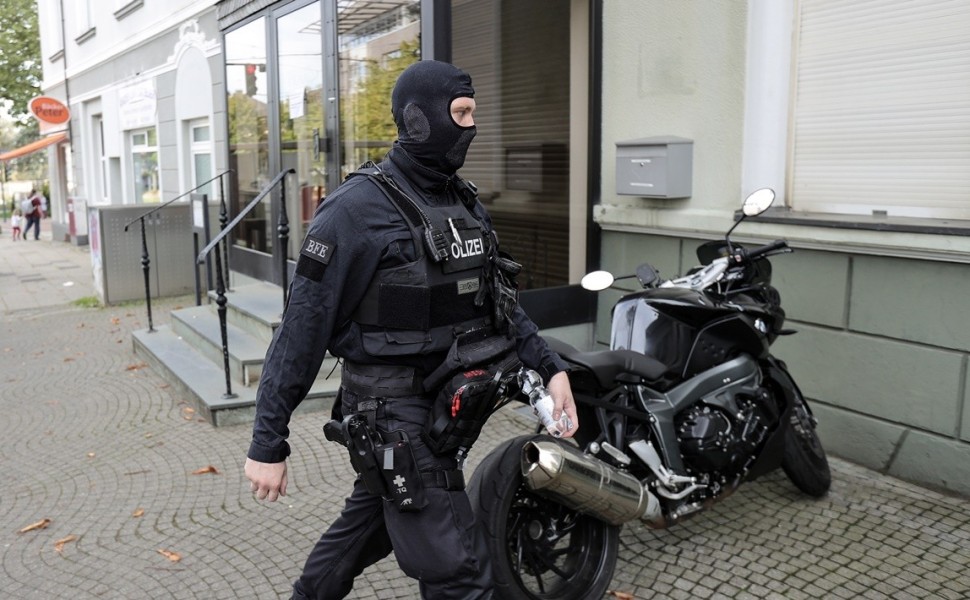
[291,390,493,600]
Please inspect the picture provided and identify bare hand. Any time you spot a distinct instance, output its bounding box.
[245,458,288,502]
[547,371,579,438]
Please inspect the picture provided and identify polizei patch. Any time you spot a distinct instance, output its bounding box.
[300,235,334,264]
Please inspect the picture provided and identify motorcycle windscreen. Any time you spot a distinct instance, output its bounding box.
[610,297,694,374]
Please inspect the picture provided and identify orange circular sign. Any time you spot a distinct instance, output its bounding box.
[29,96,71,125]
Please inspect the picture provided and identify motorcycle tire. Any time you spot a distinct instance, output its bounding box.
[781,393,831,497]
[467,434,620,600]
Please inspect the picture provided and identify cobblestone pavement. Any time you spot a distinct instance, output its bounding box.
[2,229,970,599]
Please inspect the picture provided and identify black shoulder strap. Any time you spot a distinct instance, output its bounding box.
[350,163,426,232]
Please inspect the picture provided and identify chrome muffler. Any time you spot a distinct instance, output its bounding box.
[521,439,664,528]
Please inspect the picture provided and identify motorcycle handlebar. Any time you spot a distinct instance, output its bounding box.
[744,239,789,261]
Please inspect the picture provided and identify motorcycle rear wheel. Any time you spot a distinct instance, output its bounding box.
[781,394,831,497]
[468,434,620,600]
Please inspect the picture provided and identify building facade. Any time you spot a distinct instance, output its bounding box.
[36,0,225,244]
[597,1,970,496]
[37,0,970,496]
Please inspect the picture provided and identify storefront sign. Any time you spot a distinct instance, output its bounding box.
[29,96,71,126]
[119,80,157,130]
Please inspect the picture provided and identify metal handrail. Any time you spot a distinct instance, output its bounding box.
[123,170,233,231]
[196,168,294,264]
[196,167,295,399]
[124,169,234,333]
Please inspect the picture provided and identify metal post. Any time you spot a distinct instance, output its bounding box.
[278,174,290,309]
[139,217,154,332]
[213,242,236,399]
[219,174,231,292]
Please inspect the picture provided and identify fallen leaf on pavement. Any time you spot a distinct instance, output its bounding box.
[157,549,182,562]
[63,357,74,363]
[607,592,635,600]
[132,508,145,518]
[182,407,195,415]
[158,384,170,389]
[191,465,220,475]
[86,452,96,458]
[125,363,148,371]
[18,518,52,533]
[54,535,78,553]
[111,317,121,325]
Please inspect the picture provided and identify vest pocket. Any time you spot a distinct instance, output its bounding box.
[361,329,433,357]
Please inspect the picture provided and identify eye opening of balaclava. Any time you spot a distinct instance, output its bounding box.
[392,60,476,175]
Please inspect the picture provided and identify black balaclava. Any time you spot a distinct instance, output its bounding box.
[391,60,476,175]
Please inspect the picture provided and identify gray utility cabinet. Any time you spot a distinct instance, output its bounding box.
[615,136,693,198]
[89,204,196,304]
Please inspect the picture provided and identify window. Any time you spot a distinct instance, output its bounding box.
[131,127,159,203]
[452,0,573,288]
[45,0,64,57]
[788,0,970,220]
[94,115,109,204]
[190,120,213,198]
[74,0,96,43]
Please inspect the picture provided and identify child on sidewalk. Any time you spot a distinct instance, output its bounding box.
[11,209,22,241]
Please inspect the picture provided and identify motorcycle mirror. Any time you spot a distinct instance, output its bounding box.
[581,270,615,291]
[742,188,776,217]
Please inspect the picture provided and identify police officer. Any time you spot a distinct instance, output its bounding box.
[245,60,578,600]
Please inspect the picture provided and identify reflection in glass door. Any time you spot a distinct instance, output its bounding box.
[278,2,326,259]
[336,1,421,179]
[226,17,271,255]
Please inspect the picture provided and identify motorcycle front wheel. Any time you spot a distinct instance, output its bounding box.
[781,393,831,497]
[468,434,620,600]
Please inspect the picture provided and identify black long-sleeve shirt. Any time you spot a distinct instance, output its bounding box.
[247,146,567,463]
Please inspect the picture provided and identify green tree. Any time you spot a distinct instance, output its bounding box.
[0,0,42,124]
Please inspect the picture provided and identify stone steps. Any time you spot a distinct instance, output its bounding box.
[133,282,340,426]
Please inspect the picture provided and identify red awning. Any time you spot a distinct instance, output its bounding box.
[0,132,67,161]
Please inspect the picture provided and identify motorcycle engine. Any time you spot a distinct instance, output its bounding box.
[675,395,769,477]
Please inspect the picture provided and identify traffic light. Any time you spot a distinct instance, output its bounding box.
[245,63,257,96]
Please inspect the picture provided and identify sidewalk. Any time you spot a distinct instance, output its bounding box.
[1,225,969,599]
[0,218,95,313]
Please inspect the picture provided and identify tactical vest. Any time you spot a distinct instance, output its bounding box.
[350,166,496,360]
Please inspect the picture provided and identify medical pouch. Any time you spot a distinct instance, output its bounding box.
[423,350,521,455]
[378,432,428,512]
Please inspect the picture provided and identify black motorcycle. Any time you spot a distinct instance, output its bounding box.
[468,188,831,600]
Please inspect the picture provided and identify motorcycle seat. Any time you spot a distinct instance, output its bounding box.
[545,337,667,388]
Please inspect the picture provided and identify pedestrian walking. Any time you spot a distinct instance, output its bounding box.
[244,60,578,600]
[21,190,45,241]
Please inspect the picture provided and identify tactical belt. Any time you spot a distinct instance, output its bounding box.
[341,362,424,398]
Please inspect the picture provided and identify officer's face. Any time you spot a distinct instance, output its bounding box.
[450,97,476,128]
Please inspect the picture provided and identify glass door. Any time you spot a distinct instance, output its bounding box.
[278,2,327,260]
[226,17,272,263]
[336,1,421,178]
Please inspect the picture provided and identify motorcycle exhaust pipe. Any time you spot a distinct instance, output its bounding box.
[521,439,664,528]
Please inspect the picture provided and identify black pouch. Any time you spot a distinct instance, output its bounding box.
[378,431,428,512]
[423,351,521,455]
[423,331,516,391]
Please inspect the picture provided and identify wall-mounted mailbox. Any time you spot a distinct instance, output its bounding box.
[615,136,692,198]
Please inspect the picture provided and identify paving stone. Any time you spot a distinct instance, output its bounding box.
[2,231,970,599]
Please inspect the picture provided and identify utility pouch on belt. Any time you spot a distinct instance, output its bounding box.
[424,348,522,455]
[339,414,427,512]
